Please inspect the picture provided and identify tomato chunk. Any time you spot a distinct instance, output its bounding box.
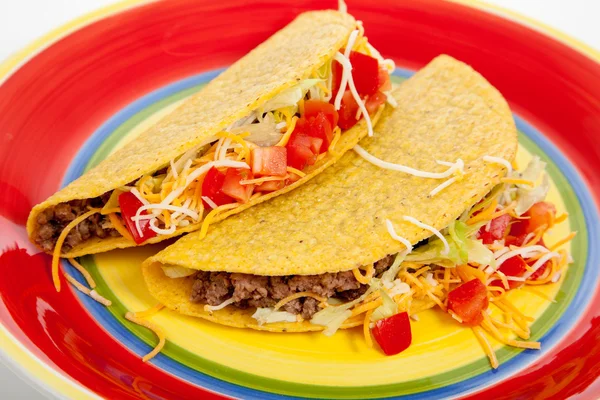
[490,256,528,289]
[306,112,333,151]
[478,214,511,244]
[337,90,360,130]
[285,120,322,170]
[221,168,254,203]
[365,91,387,115]
[349,51,380,96]
[331,50,380,99]
[251,146,287,177]
[371,312,412,356]
[304,100,339,129]
[447,279,489,326]
[202,167,234,208]
[118,191,157,244]
[510,202,557,236]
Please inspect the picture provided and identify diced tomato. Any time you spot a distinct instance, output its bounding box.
[365,91,387,115]
[331,50,381,99]
[306,112,333,151]
[221,168,254,203]
[285,122,321,170]
[304,100,339,129]
[371,312,412,356]
[490,256,528,289]
[118,191,157,244]
[254,180,285,192]
[478,214,512,244]
[337,90,360,130]
[529,259,551,281]
[349,51,380,96]
[378,68,392,92]
[447,279,489,326]
[202,167,234,208]
[251,146,287,177]
[331,60,343,100]
[510,202,557,236]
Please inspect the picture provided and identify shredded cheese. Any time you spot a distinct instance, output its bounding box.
[429,176,457,197]
[67,258,96,289]
[108,213,134,241]
[63,273,111,306]
[197,203,239,240]
[51,209,100,292]
[125,312,166,362]
[548,232,577,252]
[204,298,236,312]
[472,326,499,369]
[273,292,327,311]
[501,177,534,186]
[286,166,306,178]
[352,265,374,284]
[275,116,298,147]
[334,51,374,136]
[354,145,464,179]
[201,196,218,210]
[364,308,374,348]
[482,155,513,175]
[403,216,449,255]
[240,176,287,185]
[384,219,413,252]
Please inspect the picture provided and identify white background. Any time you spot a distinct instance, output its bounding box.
[0,0,598,399]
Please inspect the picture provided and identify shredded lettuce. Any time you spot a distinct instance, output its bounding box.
[406,226,495,268]
[381,251,408,284]
[370,289,398,322]
[252,308,297,325]
[161,265,196,278]
[513,156,550,215]
[262,79,323,112]
[231,113,282,146]
[448,220,468,263]
[515,174,550,215]
[311,280,380,336]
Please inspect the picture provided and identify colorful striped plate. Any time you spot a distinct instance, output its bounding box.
[1,1,599,399]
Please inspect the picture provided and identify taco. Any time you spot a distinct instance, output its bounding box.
[142,54,522,327]
[26,9,395,286]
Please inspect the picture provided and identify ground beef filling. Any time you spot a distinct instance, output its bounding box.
[190,255,395,319]
[34,193,120,253]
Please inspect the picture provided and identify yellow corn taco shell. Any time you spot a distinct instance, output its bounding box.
[26,10,388,258]
[142,54,518,332]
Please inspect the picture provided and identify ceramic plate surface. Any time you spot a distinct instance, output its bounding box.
[0,1,599,399]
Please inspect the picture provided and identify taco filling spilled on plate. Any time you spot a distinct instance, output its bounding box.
[26,9,394,292]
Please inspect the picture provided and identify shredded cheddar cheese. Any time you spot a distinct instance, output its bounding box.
[352,264,374,284]
[68,258,96,289]
[364,309,375,348]
[51,208,101,292]
[125,312,166,362]
[273,292,327,311]
[108,213,134,242]
[63,273,111,306]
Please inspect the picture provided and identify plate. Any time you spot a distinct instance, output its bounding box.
[1,0,599,399]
